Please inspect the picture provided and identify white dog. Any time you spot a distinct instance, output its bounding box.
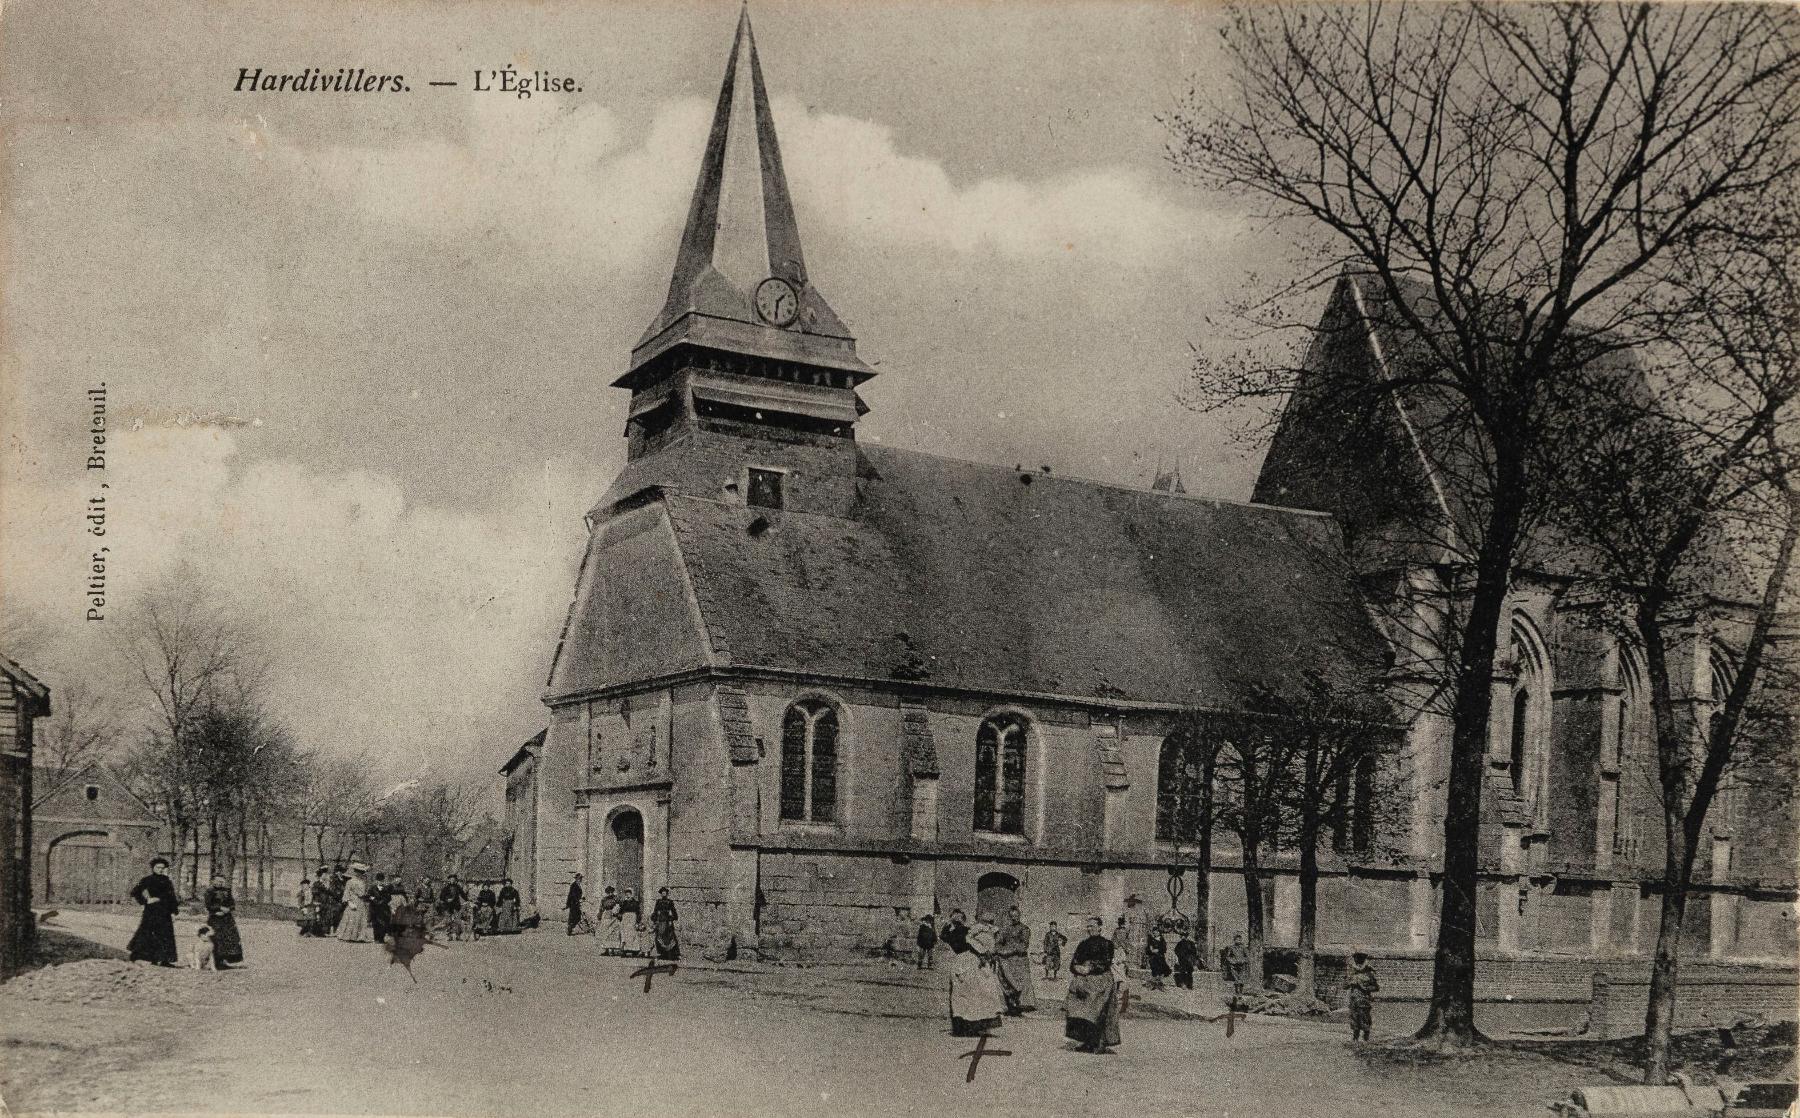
[193,925,216,971]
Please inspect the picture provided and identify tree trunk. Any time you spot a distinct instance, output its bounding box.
[1418,523,1516,1045]
[1642,867,1691,1083]
[1298,822,1319,1001]
[1195,754,1215,966]
[1243,840,1265,987]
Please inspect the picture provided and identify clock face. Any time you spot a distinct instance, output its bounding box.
[753,276,800,328]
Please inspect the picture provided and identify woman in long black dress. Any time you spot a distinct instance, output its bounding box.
[1063,916,1123,1053]
[128,857,181,966]
[204,873,244,968]
[651,887,680,960]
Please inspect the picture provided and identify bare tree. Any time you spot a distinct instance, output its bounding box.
[1243,676,1408,997]
[31,679,120,805]
[1549,198,1799,1081]
[1165,1,1800,1044]
[115,572,268,892]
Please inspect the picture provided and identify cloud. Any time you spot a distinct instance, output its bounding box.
[0,424,591,781]
[294,92,1226,277]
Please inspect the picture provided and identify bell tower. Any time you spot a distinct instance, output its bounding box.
[618,5,875,465]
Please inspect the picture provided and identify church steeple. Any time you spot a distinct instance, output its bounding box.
[621,5,873,393]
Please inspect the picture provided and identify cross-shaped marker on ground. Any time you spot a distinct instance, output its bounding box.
[629,961,678,993]
[958,1033,1012,1083]
[1208,1008,1248,1037]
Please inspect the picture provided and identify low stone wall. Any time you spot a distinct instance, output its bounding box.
[1308,950,1795,1039]
[1312,951,1601,1006]
[1589,962,1799,1040]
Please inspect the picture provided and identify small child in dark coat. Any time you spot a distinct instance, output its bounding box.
[915,915,937,969]
[1041,922,1068,980]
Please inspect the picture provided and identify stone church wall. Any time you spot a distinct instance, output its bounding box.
[534,704,586,912]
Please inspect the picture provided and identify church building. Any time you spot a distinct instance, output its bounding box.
[514,10,1797,965]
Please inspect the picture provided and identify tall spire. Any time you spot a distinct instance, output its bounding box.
[624,5,870,384]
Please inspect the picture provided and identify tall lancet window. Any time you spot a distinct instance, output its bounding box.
[1506,615,1553,826]
[1613,644,1647,860]
[974,714,1028,835]
[1709,649,1740,834]
[779,699,839,824]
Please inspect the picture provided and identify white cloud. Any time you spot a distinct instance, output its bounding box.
[291,92,1225,276]
[1,425,591,781]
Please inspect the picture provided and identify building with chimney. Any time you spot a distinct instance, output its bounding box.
[515,10,1796,967]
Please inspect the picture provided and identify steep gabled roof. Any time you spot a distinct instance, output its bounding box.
[0,653,50,716]
[549,444,1391,714]
[624,5,870,385]
[498,729,545,776]
[33,762,160,824]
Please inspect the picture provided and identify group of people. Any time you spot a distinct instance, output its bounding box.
[920,898,1383,1051]
[562,875,682,960]
[928,907,1123,1058]
[921,906,1123,1055]
[298,866,532,944]
[126,857,245,971]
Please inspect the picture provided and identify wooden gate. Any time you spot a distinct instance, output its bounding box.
[45,834,127,904]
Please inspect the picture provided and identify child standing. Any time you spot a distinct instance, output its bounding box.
[1146,926,1170,988]
[915,914,937,970]
[1345,950,1380,1041]
[1041,921,1067,980]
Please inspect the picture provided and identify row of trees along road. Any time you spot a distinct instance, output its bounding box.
[23,574,492,902]
[1164,0,1800,1076]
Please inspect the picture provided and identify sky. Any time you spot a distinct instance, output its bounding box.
[0,0,1307,784]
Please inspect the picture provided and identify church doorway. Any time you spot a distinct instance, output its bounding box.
[609,809,645,898]
[976,871,1019,922]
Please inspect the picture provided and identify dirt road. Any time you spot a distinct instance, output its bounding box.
[3,910,1590,1117]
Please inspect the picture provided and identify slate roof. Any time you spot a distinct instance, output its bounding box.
[550,445,1391,714]
[0,653,50,715]
[498,729,545,776]
[1256,271,1761,603]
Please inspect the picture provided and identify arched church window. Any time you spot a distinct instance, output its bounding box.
[1506,615,1552,824]
[1155,728,1208,842]
[1613,644,1646,859]
[779,699,839,824]
[1510,688,1531,797]
[1709,648,1739,833]
[974,713,1028,835]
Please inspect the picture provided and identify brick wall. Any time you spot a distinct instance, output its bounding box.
[1589,962,1798,1040]
[1308,950,1795,1039]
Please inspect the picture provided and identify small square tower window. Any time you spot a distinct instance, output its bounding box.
[747,468,784,510]
[85,784,100,801]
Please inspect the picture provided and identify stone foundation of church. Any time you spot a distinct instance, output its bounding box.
[655,847,1799,966]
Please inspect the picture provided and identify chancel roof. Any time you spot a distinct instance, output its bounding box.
[547,446,1391,714]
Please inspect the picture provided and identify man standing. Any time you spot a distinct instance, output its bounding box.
[564,873,585,935]
[311,866,335,937]
[369,873,393,944]
[994,906,1037,1015]
[1118,893,1150,972]
[437,874,466,919]
[1345,950,1380,1041]
[1221,933,1252,997]
[328,864,348,933]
